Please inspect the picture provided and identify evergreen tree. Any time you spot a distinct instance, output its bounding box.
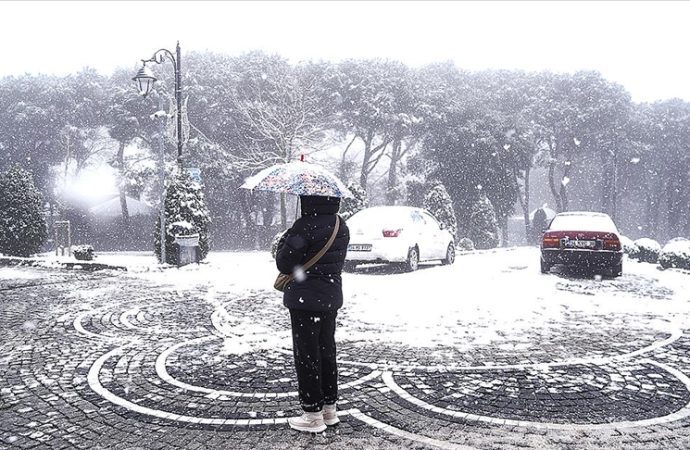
[0,167,47,257]
[423,183,457,241]
[340,182,369,220]
[154,169,211,264]
[468,193,499,249]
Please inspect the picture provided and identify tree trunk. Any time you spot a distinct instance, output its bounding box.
[601,158,614,217]
[548,162,563,213]
[116,142,129,227]
[339,135,357,182]
[359,131,389,191]
[514,165,531,245]
[559,159,571,212]
[261,193,276,231]
[499,214,509,247]
[385,137,402,205]
[646,179,662,240]
[359,132,373,190]
[240,191,256,249]
[280,193,287,230]
[524,166,531,244]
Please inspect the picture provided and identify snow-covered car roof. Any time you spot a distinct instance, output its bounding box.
[548,211,619,233]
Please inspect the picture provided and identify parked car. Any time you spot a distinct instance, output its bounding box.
[344,206,455,272]
[540,211,623,277]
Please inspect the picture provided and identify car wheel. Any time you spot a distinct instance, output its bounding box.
[442,242,456,265]
[404,247,419,272]
[343,261,357,272]
[540,259,551,274]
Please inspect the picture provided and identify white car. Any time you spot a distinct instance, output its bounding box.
[344,206,456,272]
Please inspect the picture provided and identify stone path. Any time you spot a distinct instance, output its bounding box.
[2,264,690,449]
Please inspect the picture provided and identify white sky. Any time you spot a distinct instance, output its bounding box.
[1,1,689,102]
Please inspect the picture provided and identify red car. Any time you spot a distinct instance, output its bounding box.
[540,212,623,277]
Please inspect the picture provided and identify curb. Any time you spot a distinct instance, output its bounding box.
[455,246,524,256]
[0,256,127,272]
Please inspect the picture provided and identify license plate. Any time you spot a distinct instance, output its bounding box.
[348,244,372,252]
[564,240,596,249]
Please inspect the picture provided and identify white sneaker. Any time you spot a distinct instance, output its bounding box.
[323,403,339,426]
[288,411,326,433]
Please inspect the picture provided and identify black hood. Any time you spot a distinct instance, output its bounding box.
[300,195,341,216]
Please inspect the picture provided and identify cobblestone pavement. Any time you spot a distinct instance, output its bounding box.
[2,260,690,449]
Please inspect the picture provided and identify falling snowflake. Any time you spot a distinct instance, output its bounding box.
[561,177,570,186]
[294,266,306,282]
[573,137,581,146]
[631,157,641,164]
[503,144,511,150]
[476,184,483,191]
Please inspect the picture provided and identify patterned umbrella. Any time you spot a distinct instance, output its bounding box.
[240,161,353,198]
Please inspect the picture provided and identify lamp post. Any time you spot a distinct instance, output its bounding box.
[133,42,184,264]
[132,41,184,166]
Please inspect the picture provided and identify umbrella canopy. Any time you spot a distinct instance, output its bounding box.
[240,161,353,198]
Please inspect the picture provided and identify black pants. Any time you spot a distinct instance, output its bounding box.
[289,309,338,412]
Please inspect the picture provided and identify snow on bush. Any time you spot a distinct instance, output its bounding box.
[423,183,457,241]
[340,182,368,220]
[154,170,211,264]
[73,245,94,261]
[468,194,499,250]
[271,229,287,259]
[620,235,639,259]
[457,237,475,252]
[659,238,690,270]
[0,167,47,257]
[634,238,661,263]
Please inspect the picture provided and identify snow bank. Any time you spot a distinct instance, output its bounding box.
[620,235,639,258]
[0,267,41,280]
[659,238,690,270]
[634,238,661,263]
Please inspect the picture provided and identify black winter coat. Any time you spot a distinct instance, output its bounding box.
[275,196,350,311]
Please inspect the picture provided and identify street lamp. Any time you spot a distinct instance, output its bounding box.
[132,41,184,166]
[133,42,185,265]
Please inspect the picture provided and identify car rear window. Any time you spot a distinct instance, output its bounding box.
[348,208,412,227]
[548,214,618,233]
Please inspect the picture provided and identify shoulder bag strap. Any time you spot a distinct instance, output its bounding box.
[302,216,340,271]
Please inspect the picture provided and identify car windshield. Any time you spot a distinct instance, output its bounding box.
[548,214,618,233]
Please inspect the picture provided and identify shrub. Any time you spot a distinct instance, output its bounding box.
[73,245,94,261]
[620,235,639,259]
[423,183,458,241]
[271,229,288,259]
[468,194,499,250]
[154,170,211,264]
[659,238,690,270]
[457,237,475,252]
[0,167,47,257]
[634,238,661,263]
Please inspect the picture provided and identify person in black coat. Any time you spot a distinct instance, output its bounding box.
[275,195,349,433]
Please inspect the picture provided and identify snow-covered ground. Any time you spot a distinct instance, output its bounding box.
[14,247,688,361]
[0,267,41,280]
[84,247,689,358]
